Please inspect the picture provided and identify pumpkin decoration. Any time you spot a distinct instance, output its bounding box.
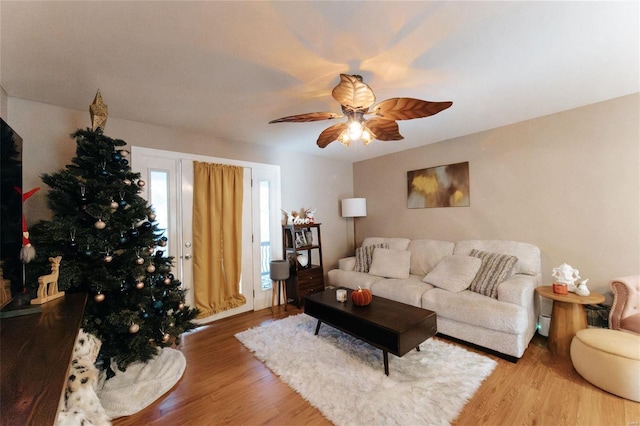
[351,286,372,306]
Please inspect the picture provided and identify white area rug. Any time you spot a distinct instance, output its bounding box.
[236,314,497,426]
[97,348,186,419]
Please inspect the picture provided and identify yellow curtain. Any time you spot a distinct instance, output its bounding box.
[192,161,246,318]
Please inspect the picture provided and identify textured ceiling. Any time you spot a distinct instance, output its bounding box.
[1,1,638,163]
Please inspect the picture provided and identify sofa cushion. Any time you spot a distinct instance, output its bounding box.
[422,288,529,334]
[468,249,518,299]
[454,240,540,276]
[370,275,433,308]
[368,248,411,279]
[362,237,411,251]
[423,255,482,293]
[354,243,388,273]
[327,269,386,290]
[408,239,455,276]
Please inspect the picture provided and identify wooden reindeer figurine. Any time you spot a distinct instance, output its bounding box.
[31,256,65,304]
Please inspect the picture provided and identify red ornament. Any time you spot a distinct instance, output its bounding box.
[351,287,372,306]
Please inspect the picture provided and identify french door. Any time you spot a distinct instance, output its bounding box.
[131,147,281,323]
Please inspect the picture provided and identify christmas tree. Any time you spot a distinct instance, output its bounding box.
[28,92,198,373]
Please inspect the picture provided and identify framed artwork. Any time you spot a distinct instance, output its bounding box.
[294,230,307,248]
[407,161,470,208]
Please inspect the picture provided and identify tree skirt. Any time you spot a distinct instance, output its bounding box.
[236,314,497,426]
[97,348,186,419]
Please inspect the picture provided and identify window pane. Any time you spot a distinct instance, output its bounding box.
[260,180,271,291]
[150,170,169,256]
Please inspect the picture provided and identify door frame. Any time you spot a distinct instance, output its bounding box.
[131,146,282,322]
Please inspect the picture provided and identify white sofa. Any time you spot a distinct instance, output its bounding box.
[327,237,542,360]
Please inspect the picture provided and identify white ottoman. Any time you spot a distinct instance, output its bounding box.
[570,328,640,402]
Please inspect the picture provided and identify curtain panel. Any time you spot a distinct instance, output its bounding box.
[192,161,246,318]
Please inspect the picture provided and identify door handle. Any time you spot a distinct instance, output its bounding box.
[184,254,192,260]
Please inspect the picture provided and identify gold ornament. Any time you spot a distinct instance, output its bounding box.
[90,90,109,131]
[129,323,140,334]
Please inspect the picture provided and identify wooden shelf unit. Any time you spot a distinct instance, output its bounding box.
[282,223,324,307]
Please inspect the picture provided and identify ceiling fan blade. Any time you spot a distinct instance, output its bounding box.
[316,122,348,148]
[269,112,342,123]
[371,98,453,121]
[365,118,404,141]
[331,74,376,111]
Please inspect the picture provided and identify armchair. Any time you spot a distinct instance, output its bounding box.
[609,275,640,334]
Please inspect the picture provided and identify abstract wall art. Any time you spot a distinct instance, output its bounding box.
[407,161,470,208]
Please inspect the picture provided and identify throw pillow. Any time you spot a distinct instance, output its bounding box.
[368,248,411,279]
[354,243,388,273]
[422,255,482,292]
[468,249,518,299]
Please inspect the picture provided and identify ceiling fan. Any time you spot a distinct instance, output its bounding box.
[269,74,452,148]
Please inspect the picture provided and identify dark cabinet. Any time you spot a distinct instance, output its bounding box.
[282,223,324,307]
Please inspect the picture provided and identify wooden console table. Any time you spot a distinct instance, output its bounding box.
[0,292,87,425]
[535,286,604,357]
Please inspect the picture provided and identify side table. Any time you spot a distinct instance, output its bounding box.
[535,285,605,357]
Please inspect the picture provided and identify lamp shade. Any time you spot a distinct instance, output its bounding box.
[341,198,367,218]
[270,260,290,280]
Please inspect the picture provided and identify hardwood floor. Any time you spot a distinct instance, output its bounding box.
[113,306,639,426]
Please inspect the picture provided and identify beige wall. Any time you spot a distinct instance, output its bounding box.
[5,97,354,273]
[0,86,7,118]
[354,94,640,296]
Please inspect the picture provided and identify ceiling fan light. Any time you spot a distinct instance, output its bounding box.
[338,132,351,147]
[347,120,364,140]
[361,128,374,145]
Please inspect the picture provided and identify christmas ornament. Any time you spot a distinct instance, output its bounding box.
[129,323,140,334]
[128,228,140,238]
[110,199,119,210]
[164,277,171,285]
[159,237,167,247]
[104,253,113,263]
[90,89,109,131]
[84,245,93,256]
[123,178,131,186]
[121,159,129,166]
[111,151,122,162]
[79,185,88,205]
[137,179,146,188]
[148,212,156,221]
[178,302,185,310]
[146,264,156,273]
[162,333,170,343]
[94,218,106,230]
[141,221,152,231]
[135,281,145,289]
[152,300,163,310]
[155,250,165,258]
[119,233,128,245]
[136,257,144,265]
[94,293,105,302]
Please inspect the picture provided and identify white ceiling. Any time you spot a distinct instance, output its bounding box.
[1,1,638,163]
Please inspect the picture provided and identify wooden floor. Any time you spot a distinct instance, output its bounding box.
[113,306,639,426]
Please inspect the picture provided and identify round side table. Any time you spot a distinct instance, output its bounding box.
[535,285,605,357]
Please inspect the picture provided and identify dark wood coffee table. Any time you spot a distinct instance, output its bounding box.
[304,288,437,376]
